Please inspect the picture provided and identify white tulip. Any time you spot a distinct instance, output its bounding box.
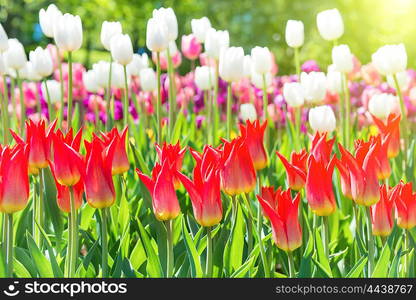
[92,61,110,88]
[26,62,42,81]
[316,8,344,41]
[194,66,215,91]
[29,46,53,77]
[251,71,272,89]
[243,55,252,78]
[332,44,353,73]
[0,24,9,52]
[309,105,336,133]
[371,44,407,76]
[387,71,409,90]
[127,53,149,76]
[110,33,133,65]
[326,66,342,94]
[152,7,178,41]
[300,71,327,104]
[4,39,27,71]
[84,70,100,93]
[205,28,229,60]
[191,17,211,43]
[140,67,157,92]
[100,21,122,51]
[219,47,244,83]
[251,46,272,75]
[110,62,125,88]
[53,13,83,52]
[240,103,257,122]
[285,20,304,48]
[42,80,62,103]
[283,82,304,108]
[0,54,6,75]
[368,93,397,119]
[146,17,169,52]
[39,4,62,38]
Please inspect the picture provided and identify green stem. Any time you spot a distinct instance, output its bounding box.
[205,226,213,278]
[10,78,16,131]
[2,75,9,144]
[403,229,408,277]
[213,63,219,144]
[106,54,113,131]
[16,71,25,137]
[57,46,65,126]
[123,65,129,129]
[68,186,77,277]
[322,216,330,258]
[165,219,174,278]
[287,251,295,278]
[262,74,269,152]
[294,47,301,79]
[101,208,108,278]
[34,170,45,247]
[342,73,350,149]
[242,193,253,258]
[67,51,73,129]
[166,47,175,142]
[43,80,54,122]
[94,98,100,132]
[226,83,232,140]
[205,90,212,144]
[6,213,13,278]
[392,73,408,168]
[294,106,302,150]
[156,52,162,144]
[366,206,374,277]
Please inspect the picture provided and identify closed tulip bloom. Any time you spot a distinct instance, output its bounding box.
[326,67,342,94]
[372,114,401,158]
[368,93,396,119]
[0,145,29,213]
[140,67,157,92]
[393,181,416,229]
[4,39,27,70]
[240,103,257,122]
[137,160,181,221]
[85,137,116,209]
[156,142,186,190]
[239,120,268,170]
[308,105,336,133]
[0,54,5,75]
[371,44,407,76]
[276,149,308,191]
[177,146,222,226]
[300,72,327,104]
[285,20,304,48]
[25,62,42,81]
[316,8,344,41]
[219,47,244,83]
[146,17,169,52]
[83,69,100,93]
[181,34,202,60]
[100,21,122,51]
[194,66,214,91]
[42,80,62,103]
[127,53,149,76]
[51,167,84,213]
[110,62,125,88]
[110,33,133,65]
[53,13,83,52]
[29,46,53,77]
[243,55,252,78]
[332,44,353,73]
[283,82,304,108]
[257,187,302,252]
[92,61,110,88]
[251,71,272,89]
[251,46,272,75]
[311,132,335,165]
[205,28,229,60]
[191,17,211,43]
[152,7,178,41]
[100,127,129,175]
[371,185,397,236]
[39,4,62,38]
[220,136,256,195]
[0,24,9,52]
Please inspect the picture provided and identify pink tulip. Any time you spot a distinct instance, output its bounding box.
[181,34,202,60]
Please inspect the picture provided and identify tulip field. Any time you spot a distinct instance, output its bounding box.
[0,4,415,281]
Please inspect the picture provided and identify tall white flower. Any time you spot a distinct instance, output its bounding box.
[309,105,336,133]
[39,4,62,38]
[300,72,327,104]
[146,17,169,52]
[92,61,110,88]
[4,39,27,70]
[251,71,272,89]
[100,21,122,51]
[240,103,257,122]
[29,46,53,77]
[140,67,157,92]
[53,13,83,52]
[152,7,178,41]
[194,66,215,91]
[283,82,304,108]
[205,28,229,60]
[127,53,149,76]
[326,65,342,94]
[191,17,211,43]
[42,80,62,103]
[110,33,133,65]
[84,70,100,93]
[316,8,344,41]
[372,44,407,76]
[251,46,272,75]
[285,20,304,48]
[332,44,353,73]
[219,47,244,83]
[0,24,9,52]
[368,93,397,119]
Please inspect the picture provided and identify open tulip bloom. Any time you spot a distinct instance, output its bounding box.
[1,3,416,283]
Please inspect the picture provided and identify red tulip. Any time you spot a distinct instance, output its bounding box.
[370,184,397,236]
[276,149,307,191]
[219,136,256,196]
[177,146,222,227]
[257,187,302,252]
[100,127,129,175]
[51,167,84,213]
[156,142,186,189]
[137,160,181,221]
[393,181,416,230]
[10,119,56,175]
[84,137,116,209]
[49,128,85,187]
[239,120,268,170]
[0,144,29,213]
[310,132,335,165]
[372,113,401,158]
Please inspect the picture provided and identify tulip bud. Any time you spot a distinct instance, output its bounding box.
[285,20,304,48]
[371,185,396,236]
[194,66,214,91]
[42,80,62,103]
[181,34,202,60]
[371,44,407,76]
[140,67,157,92]
[368,93,396,119]
[316,8,344,41]
[251,46,272,75]
[29,46,53,78]
[394,181,416,230]
[146,17,169,52]
[191,17,211,43]
[276,150,308,191]
[240,120,268,170]
[110,62,125,88]
[332,44,353,73]
[205,28,229,60]
[251,71,272,89]
[126,53,149,76]
[152,7,178,42]
[309,105,336,133]
[100,21,122,51]
[0,24,9,52]
[219,47,244,83]
[283,82,304,108]
[326,66,342,94]
[387,71,409,90]
[372,114,401,158]
[92,61,110,88]
[243,55,252,78]
[110,33,133,65]
[83,70,100,93]
[4,39,27,70]
[240,103,257,122]
[26,62,42,81]
[300,71,327,103]
[39,4,62,38]
[53,13,83,52]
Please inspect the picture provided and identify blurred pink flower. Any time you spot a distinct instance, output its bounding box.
[181,34,202,60]
[361,63,382,86]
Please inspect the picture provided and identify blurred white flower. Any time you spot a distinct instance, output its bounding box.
[285,20,304,48]
[42,80,62,103]
[219,47,244,82]
[152,7,178,41]
[240,103,257,122]
[387,71,409,90]
[251,71,272,89]
[146,17,169,52]
[368,93,397,119]
[300,71,327,104]
[316,8,344,41]
[84,69,100,93]
[372,44,407,76]
[205,28,229,60]
[4,39,27,71]
[110,33,133,65]
[283,82,304,108]
[100,21,122,51]
[326,65,342,94]
[251,46,272,75]
[29,46,53,78]
[194,66,215,91]
[0,24,9,52]
[332,44,353,73]
[53,13,83,52]
[39,4,62,38]
[140,67,157,92]
[127,53,149,76]
[309,105,336,133]
[191,17,211,43]
[25,62,42,81]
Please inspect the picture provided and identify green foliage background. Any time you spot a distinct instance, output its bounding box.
[1,0,415,73]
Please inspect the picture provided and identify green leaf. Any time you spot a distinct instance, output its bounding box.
[372,242,391,278]
[345,256,368,278]
[181,219,203,278]
[315,228,333,277]
[223,203,245,275]
[129,237,146,270]
[26,232,54,277]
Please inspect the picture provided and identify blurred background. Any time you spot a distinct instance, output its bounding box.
[1,0,415,74]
